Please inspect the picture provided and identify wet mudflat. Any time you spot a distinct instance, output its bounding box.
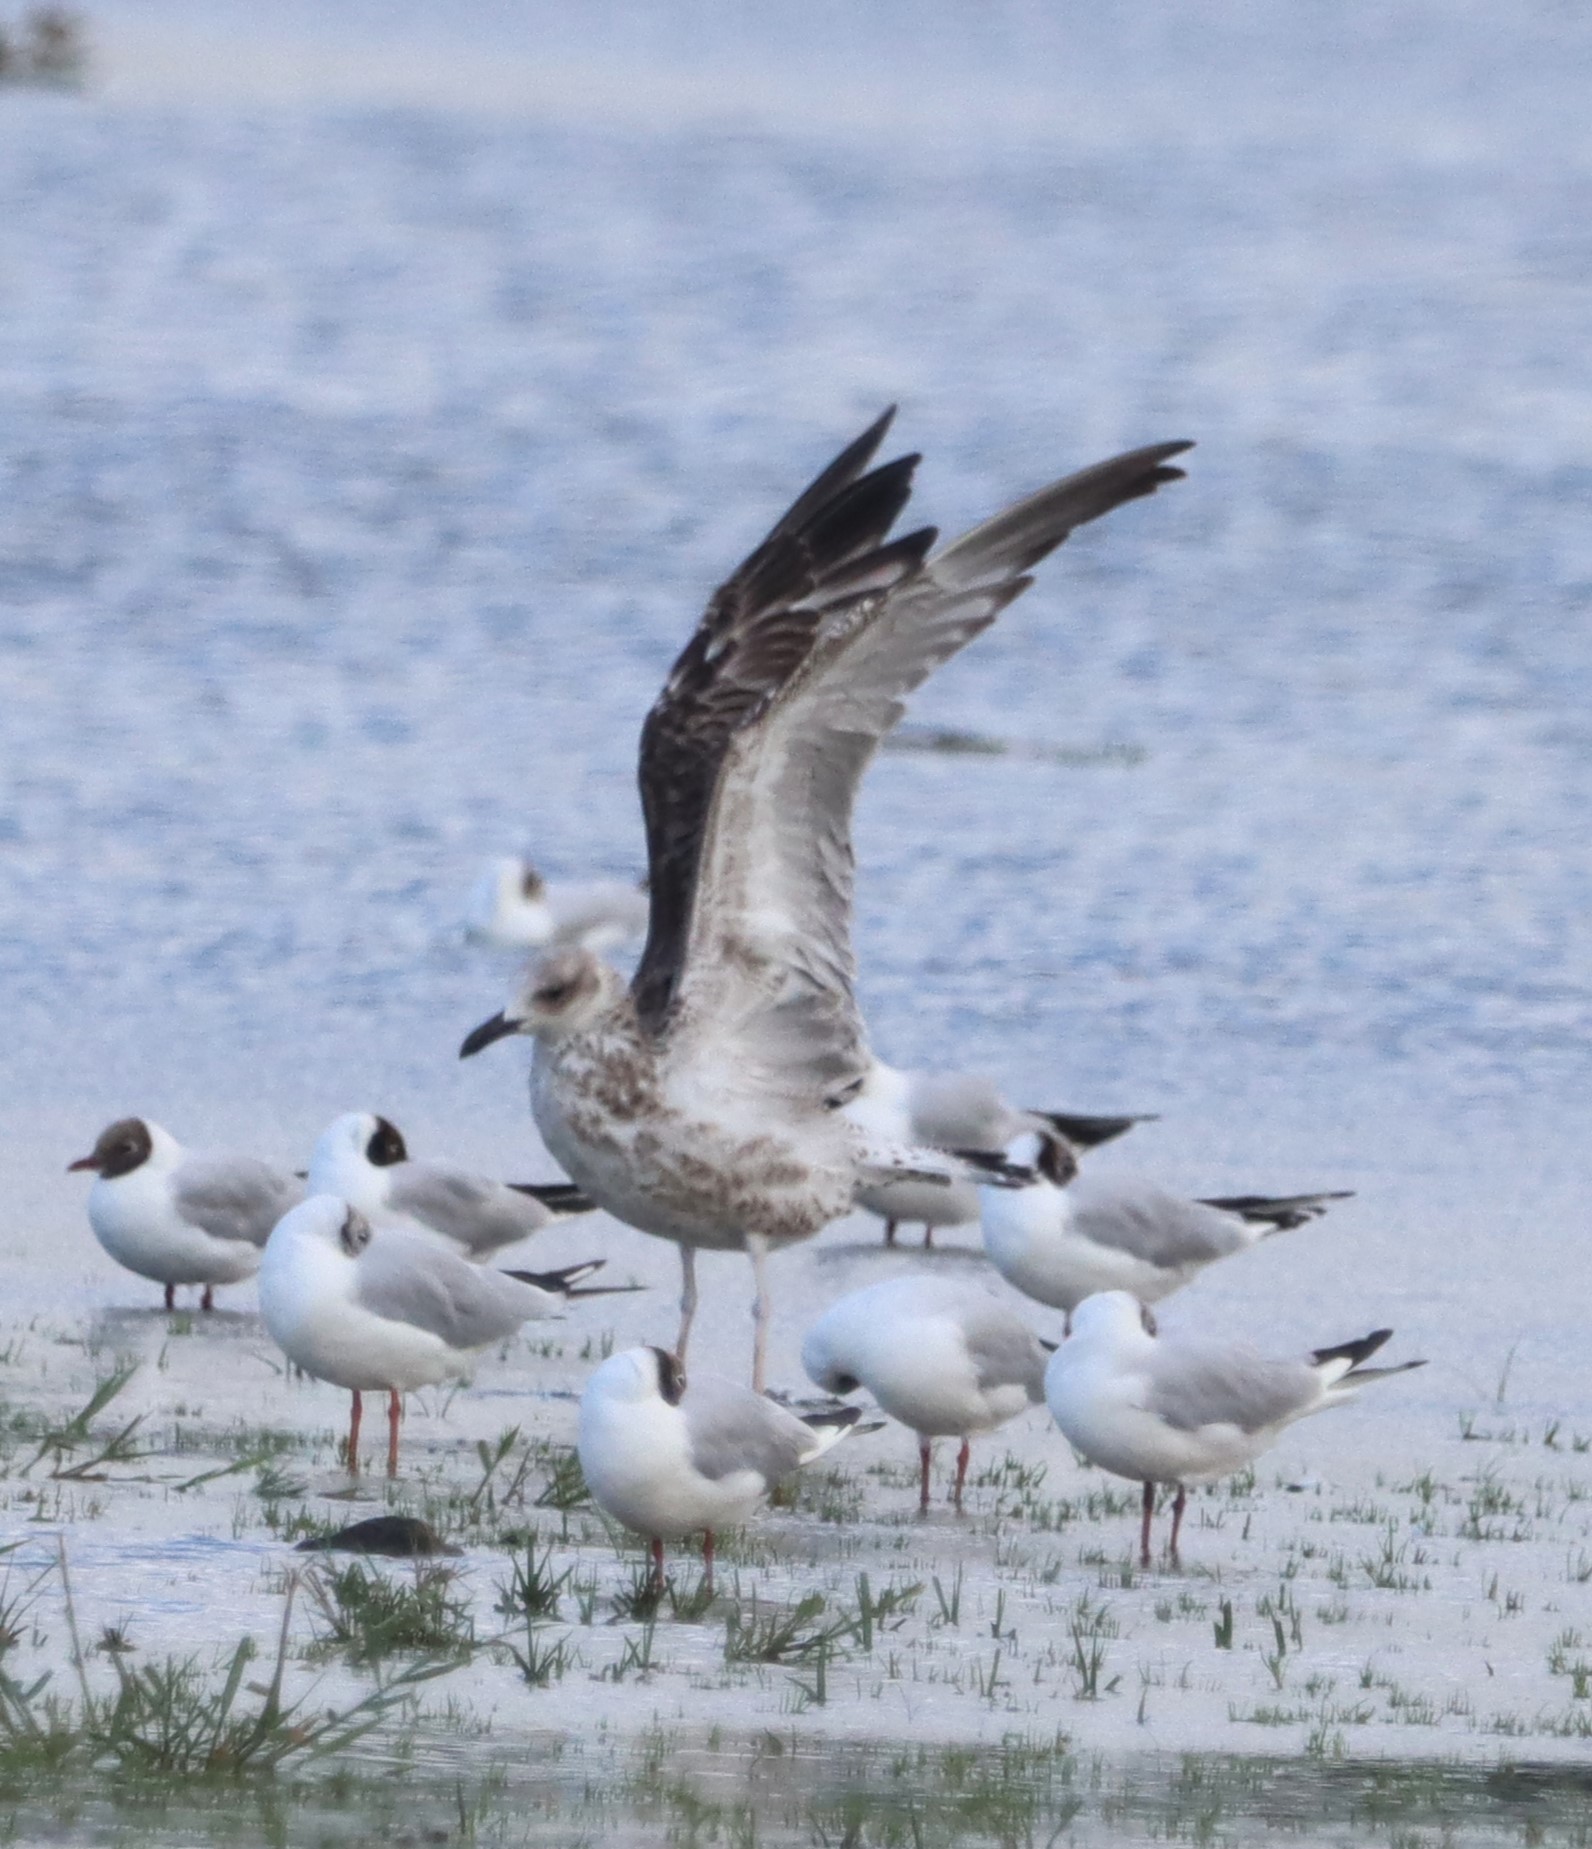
[4,1,1592,1842]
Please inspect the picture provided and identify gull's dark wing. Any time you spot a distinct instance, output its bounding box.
[635,419,1192,1110]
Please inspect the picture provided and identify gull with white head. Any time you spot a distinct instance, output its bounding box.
[802,1273,1048,1510]
[69,1117,302,1311]
[307,1110,594,1260]
[1045,1291,1425,1566]
[467,858,649,954]
[577,1345,863,1591]
[460,410,1191,1388]
[977,1126,1350,1312]
[845,1059,1152,1247]
[258,1194,626,1476]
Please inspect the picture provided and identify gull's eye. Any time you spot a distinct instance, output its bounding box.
[536,980,576,1008]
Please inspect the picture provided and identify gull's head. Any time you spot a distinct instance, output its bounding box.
[312,1110,409,1176]
[1067,1291,1156,1345]
[1003,1127,1078,1188]
[459,947,617,1056]
[801,1326,861,1398]
[586,1345,687,1409]
[269,1194,373,1259]
[68,1116,173,1179]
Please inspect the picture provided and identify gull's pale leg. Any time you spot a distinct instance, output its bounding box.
[952,1437,971,1510]
[1169,1484,1187,1565]
[746,1233,771,1394]
[387,1389,402,1478]
[677,1245,699,1363]
[918,1440,933,1511]
[1139,1479,1155,1568]
[348,1389,363,1475]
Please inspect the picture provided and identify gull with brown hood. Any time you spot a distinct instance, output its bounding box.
[461,410,1191,1388]
[69,1116,302,1310]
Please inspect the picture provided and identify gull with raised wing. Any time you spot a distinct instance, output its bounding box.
[846,1059,1152,1247]
[69,1117,302,1310]
[460,411,1190,1388]
[1045,1291,1425,1566]
[467,858,649,954]
[258,1195,627,1476]
[578,1345,863,1591]
[802,1273,1048,1510]
[977,1126,1350,1312]
[307,1111,594,1260]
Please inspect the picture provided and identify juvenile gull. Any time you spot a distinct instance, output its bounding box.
[578,1345,863,1591]
[802,1273,1047,1509]
[307,1111,594,1260]
[845,1059,1151,1247]
[977,1127,1350,1312]
[1045,1290,1425,1566]
[258,1195,623,1476]
[467,858,649,954]
[68,1117,301,1311]
[460,410,1190,1389]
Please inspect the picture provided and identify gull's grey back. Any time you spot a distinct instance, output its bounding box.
[1067,1174,1250,1269]
[174,1154,302,1247]
[385,1160,545,1255]
[355,1228,540,1350]
[684,1376,813,1485]
[1146,1337,1318,1435]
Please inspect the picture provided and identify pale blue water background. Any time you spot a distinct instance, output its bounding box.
[2,5,1592,1840]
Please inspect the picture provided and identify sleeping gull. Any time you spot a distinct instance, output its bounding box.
[1045,1290,1425,1565]
[578,1345,863,1591]
[69,1117,302,1311]
[307,1111,594,1260]
[258,1194,627,1476]
[846,1059,1151,1247]
[801,1273,1047,1509]
[460,410,1190,1388]
[976,1127,1350,1311]
[467,858,649,954]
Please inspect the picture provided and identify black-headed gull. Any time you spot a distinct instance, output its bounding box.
[977,1127,1350,1311]
[1045,1290,1425,1565]
[258,1195,623,1476]
[577,1345,863,1590]
[467,858,649,953]
[460,411,1190,1389]
[845,1059,1151,1247]
[307,1111,593,1260]
[801,1273,1047,1509]
[68,1117,302,1311]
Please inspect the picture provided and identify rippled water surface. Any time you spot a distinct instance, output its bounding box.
[2,4,1591,1841]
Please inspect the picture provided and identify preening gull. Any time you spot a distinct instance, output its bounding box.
[801,1273,1047,1509]
[577,1345,863,1590]
[845,1059,1151,1247]
[467,858,649,954]
[69,1117,302,1310]
[307,1111,593,1260]
[1045,1290,1425,1565]
[977,1127,1349,1311]
[258,1195,625,1476]
[461,410,1191,1388]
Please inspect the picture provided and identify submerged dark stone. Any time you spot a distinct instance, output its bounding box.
[295,1515,459,1558]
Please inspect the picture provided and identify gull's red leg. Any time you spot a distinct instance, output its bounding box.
[952,1438,971,1510]
[347,1390,362,1475]
[1169,1484,1188,1565]
[387,1389,402,1478]
[1139,1480,1155,1568]
[919,1440,933,1512]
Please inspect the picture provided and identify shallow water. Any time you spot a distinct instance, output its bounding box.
[2,2,1591,1840]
